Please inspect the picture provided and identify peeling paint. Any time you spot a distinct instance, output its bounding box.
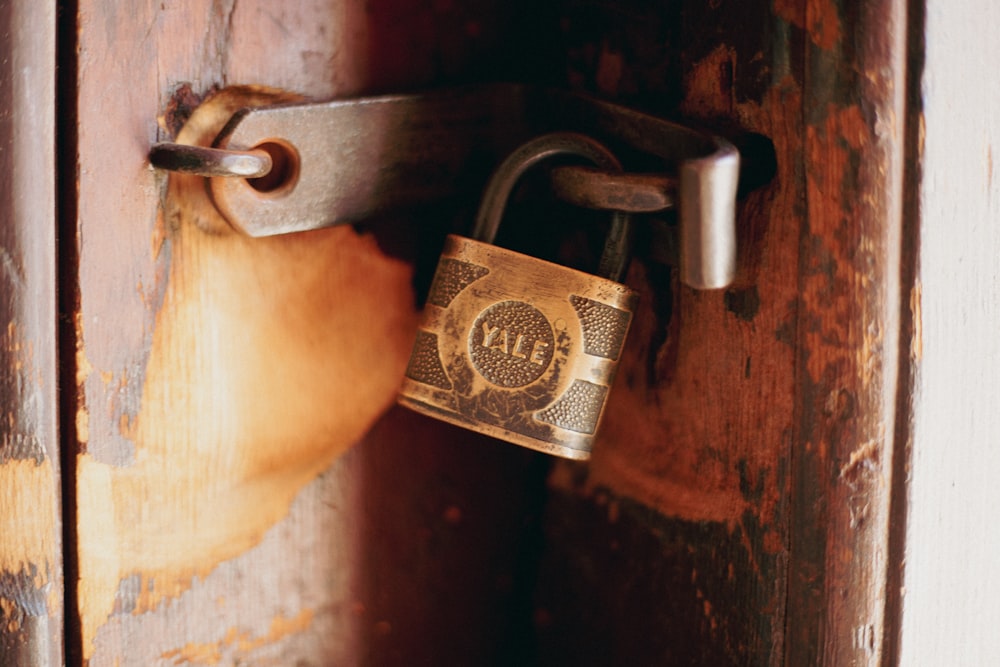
[681,44,738,118]
[804,103,876,384]
[840,438,881,479]
[76,88,417,658]
[0,459,57,577]
[805,0,842,51]
[159,609,314,665]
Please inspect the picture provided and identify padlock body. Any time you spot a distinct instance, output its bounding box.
[399,234,638,459]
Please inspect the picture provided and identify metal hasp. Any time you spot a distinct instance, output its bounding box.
[157,84,740,289]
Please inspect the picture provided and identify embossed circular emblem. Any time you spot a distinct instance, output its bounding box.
[469,301,555,387]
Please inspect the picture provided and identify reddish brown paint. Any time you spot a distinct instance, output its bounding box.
[572,52,802,539]
[785,0,907,661]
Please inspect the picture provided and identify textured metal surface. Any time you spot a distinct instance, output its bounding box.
[398,235,637,460]
[203,84,738,289]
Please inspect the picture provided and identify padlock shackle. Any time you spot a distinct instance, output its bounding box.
[471,132,632,283]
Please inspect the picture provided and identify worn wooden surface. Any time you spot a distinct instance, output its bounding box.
[530,0,908,664]
[784,0,907,663]
[534,1,794,663]
[66,0,913,664]
[71,1,546,664]
[898,1,1000,665]
[0,1,63,665]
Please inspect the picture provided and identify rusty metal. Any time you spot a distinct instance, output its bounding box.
[549,166,676,213]
[148,143,272,178]
[398,132,637,459]
[150,83,739,289]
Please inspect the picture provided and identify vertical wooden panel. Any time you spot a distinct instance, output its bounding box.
[69,2,403,663]
[786,0,907,663]
[530,0,910,664]
[533,1,795,663]
[70,2,418,662]
[0,1,63,665]
[899,1,1000,664]
[71,1,540,664]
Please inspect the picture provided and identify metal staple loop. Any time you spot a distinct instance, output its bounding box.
[148,143,272,178]
[549,166,677,213]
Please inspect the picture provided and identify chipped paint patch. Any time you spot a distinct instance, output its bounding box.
[807,0,842,51]
[839,438,881,480]
[682,44,738,118]
[160,609,314,665]
[0,459,57,576]
[773,0,805,29]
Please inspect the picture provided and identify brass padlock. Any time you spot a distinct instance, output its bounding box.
[398,132,638,460]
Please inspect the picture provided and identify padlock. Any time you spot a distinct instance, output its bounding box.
[398,132,638,460]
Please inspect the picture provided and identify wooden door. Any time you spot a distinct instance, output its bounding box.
[63,3,553,665]
[11,0,991,665]
[1,2,62,665]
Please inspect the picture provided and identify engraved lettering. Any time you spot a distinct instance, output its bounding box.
[483,328,538,360]
[469,301,556,387]
[530,340,550,365]
[490,329,510,353]
[481,322,500,348]
[511,333,529,359]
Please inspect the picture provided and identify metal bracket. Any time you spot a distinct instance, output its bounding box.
[151,84,739,289]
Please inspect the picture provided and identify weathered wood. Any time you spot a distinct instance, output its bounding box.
[897,1,1000,664]
[71,1,540,664]
[534,1,795,663]
[0,1,63,665]
[533,0,909,664]
[786,0,907,663]
[67,0,917,663]
[71,4,416,658]
[76,85,417,662]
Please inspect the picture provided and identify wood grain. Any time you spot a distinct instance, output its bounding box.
[71,2,419,663]
[786,0,907,662]
[533,0,910,663]
[536,2,797,662]
[0,2,63,665]
[72,1,535,664]
[67,0,918,663]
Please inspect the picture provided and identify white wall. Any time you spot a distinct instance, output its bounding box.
[900,2,1000,664]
